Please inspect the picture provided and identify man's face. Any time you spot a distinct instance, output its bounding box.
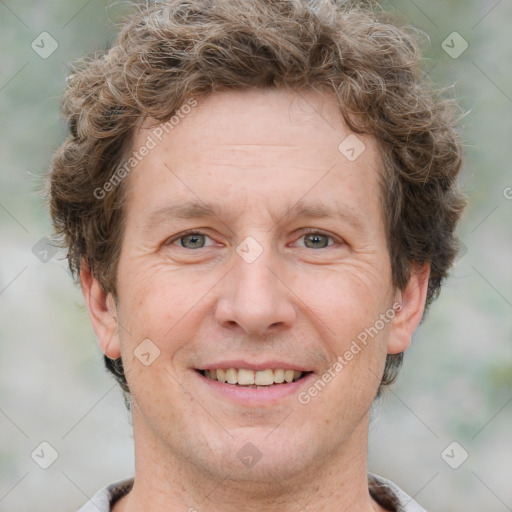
[105,88,407,480]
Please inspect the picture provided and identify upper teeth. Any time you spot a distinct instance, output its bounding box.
[203,368,303,386]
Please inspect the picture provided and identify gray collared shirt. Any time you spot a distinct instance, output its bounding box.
[76,473,426,511]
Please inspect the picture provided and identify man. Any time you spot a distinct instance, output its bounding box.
[47,0,466,510]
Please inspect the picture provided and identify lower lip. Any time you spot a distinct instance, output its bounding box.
[195,370,314,406]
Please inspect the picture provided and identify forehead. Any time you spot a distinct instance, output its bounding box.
[124,88,383,229]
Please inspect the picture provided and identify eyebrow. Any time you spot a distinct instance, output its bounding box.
[143,199,367,233]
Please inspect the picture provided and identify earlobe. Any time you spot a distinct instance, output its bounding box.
[80,262,121,359]
[387,264,430,355]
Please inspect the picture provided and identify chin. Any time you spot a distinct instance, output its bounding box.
[186,428,321,485]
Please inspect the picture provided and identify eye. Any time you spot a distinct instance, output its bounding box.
[295,231,336,249]
[167,230,339,250]
[169,231,215,249]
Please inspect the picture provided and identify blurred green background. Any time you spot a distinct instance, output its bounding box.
[0,1,511,510]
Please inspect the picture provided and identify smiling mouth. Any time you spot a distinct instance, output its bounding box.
[197,368,311,387]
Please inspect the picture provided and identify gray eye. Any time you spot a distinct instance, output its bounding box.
[180,233,206,248]
[303,233,331,249]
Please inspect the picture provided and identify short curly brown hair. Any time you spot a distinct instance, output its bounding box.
[46,0,466,401]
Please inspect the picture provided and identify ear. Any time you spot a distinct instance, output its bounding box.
[80,261,121,359]
[387,263,430,355]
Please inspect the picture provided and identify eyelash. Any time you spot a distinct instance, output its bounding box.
[167,229,339,249]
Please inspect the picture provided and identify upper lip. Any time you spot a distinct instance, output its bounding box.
[196,360,312,372]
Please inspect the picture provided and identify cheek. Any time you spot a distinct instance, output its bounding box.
[295,269,393,396]
[296,266,392,334]
[117,259,198,334]
[115,261,219,388]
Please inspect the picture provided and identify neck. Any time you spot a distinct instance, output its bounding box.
[115,411,384,512]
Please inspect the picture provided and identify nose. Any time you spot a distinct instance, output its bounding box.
[214,245,296,337]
